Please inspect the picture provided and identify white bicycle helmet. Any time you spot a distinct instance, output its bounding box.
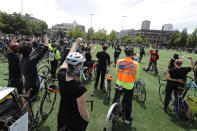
[66,52,86,66]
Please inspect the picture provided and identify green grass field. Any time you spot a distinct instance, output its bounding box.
[0,46,197,131]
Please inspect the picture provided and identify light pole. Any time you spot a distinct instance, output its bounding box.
[90,14,94,28]
[21,0,23,15]
[122,16,127,30]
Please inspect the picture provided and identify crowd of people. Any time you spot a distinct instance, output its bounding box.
[1,32,197,131]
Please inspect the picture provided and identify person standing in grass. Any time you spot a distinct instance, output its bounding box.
[57,38,89,131]
[114,45,121,67]
[94,44,110,90]
[144,45,159,75]
[49,43,61,78]
[112,46,140,124]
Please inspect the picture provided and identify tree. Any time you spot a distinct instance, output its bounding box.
[132,35,150,44]
[178,28,188,47]
[168,31,180,46]
[93,28,107,41]
[108,30,117,42]
[67,26,85,39]
[187,28,197,47]
[0,11,48,35]
[87,27,94,40]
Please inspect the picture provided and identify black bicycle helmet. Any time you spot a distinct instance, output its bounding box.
[124,46,134,56]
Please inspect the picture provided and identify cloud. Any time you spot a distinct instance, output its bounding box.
[0,0,197,33]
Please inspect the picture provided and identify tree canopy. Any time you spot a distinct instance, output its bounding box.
[0,11,48,36]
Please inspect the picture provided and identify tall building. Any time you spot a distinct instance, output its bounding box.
[162,24,173,31]
[51,21,85,36]
[141,20,151,30]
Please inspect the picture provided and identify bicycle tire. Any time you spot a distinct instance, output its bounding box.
[107,80,111,101]
[178,99,193,126]
[38,65,50,77]
[104,103,119,131]
[159,84,166,104]
[40,90,57,119]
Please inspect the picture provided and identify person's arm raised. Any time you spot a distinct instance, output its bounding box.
[188,56,195,70]
[60,38,83,69]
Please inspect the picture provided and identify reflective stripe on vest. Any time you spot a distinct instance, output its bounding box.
[117,58,138,83]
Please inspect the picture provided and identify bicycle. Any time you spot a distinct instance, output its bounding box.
[20,75,58,130]
[134,79,146,103]
[38,59,50,77]
[83,60,97,80]
[104,67,112,101]
[103,86,126,131]
[158,77,193,126]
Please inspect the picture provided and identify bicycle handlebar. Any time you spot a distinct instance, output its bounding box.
[158,77,167,84]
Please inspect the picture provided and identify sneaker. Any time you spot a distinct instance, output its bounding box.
[124,117,133,124]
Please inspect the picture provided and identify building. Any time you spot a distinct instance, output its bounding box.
[129,29,173,44]
[141,20,151,30]
[162,24,173,31]
[119,29,134,37]
[51,21,85,36]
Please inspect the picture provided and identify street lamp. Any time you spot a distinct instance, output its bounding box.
[90,14,94,28]
[122,16,127,30]
[21,0,23,15]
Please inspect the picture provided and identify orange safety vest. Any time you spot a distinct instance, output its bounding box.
[117,58,138,83]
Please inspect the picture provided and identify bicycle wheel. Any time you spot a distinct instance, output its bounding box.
[38,65,50,77]
[40,90,57,119]
[104,103,119,131]
[178,100,193,126]
[137,80,146,102]
[159,84,166,104]
[107,80,111,101]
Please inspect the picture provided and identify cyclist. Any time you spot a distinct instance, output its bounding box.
[163,56,194,113]
[114,45,121,67]
[8,36,23,95]
[57,38,89,131]
[84,45,96,77]
[49,43,61,78]
[144,45,159,75]
[19,35,49,101]
[94,44,110,90]
[112,46,140,124]
[139,47,145,63]
[168,51,182,69]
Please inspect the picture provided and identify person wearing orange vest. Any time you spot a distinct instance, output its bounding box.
[112,46,140,124]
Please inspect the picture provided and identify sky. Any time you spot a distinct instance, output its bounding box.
[0,0,197,33]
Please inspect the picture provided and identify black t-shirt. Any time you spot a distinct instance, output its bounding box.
[96,51,110,69]
[168,58,176,69]
[140,49,145,55]
[57,68,87,125]
[20,46,48,89]
[85,52,92,62]
[167,67,192,88]
[8,51,22,81]
[114,47,121,56]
